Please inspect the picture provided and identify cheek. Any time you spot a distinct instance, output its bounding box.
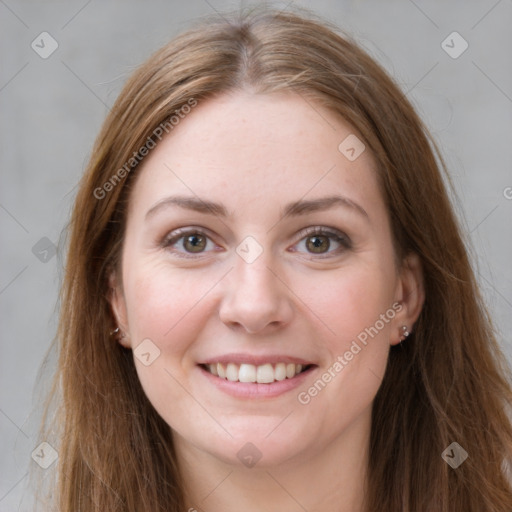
[301,261,397,349]
[125,264,216,351]
[292,265,396,438]
[123,265,219,423]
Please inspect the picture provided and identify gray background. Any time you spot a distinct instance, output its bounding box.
[1,0,511,509]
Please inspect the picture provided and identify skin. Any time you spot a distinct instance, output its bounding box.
[110,90,424,512]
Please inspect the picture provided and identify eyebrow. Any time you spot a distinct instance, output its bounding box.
[145,194,369,221]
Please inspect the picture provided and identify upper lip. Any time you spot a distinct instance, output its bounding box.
[199,353,315,366]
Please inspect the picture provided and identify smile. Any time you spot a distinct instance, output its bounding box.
[202,362,312,384]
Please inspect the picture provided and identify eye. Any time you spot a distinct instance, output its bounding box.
[291,226,351,257]
[160,226,351,259]
[161,228,218,258]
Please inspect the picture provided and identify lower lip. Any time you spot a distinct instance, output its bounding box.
[198,365,317,399]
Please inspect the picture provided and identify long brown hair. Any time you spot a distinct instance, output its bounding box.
[39,6,512,511]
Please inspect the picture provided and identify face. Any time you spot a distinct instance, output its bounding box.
[110,90,422,468]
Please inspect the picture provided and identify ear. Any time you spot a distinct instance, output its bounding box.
[390,252,425,346]
[108,270,131,348]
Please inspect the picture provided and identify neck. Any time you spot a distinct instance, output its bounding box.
[175,406,371,512]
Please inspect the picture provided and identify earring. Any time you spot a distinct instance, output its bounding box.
[400,325,410,341]
[110,326,126,340]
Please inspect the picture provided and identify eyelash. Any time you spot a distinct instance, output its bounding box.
[160,226,352,260]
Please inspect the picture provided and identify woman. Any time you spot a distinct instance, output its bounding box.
[40,6,512,511]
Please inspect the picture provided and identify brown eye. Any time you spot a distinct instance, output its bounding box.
[183,233,207,253]
[161,229,215,258]
[305,235,331,253]
[292,227,352,258]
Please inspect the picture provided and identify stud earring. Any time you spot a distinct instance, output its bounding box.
[110,326,126,340]
[400,325,410,341]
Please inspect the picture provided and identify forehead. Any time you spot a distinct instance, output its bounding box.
[128,90,383,221]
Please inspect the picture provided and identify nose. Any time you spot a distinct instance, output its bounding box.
[218,252,294,334]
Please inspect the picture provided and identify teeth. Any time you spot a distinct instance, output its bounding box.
[239,363,256,383]
[256,363,274,384]
[205,362,306,383]
[274,363,287,381]
[226,363,239,382]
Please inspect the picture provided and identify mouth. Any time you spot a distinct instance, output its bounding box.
[199,362,316,384]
